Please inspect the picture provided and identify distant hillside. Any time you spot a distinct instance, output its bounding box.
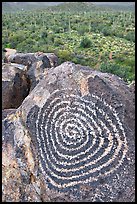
[93,2,135,11]
[45,2,102,13]
[2,2,63,12]
[2,2,135,13]
[2,2,99,13]
[51,2,135,12]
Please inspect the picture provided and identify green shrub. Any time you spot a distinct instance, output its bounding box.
[99,62,134,83]
[102,27,111,36]
[56,50,72,63]
[125,31,135,42]
[48,34,55,43]
[80,37,92,48]
[54,38,64,46]
[40,31,48,38]
[77,25,89,35]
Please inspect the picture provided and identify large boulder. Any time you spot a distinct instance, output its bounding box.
[2,62,135,202]
[3,51,59,91]
[4,51,58,68]
[4,52,39,66]
[25,52,58,91]
[2,63,30,109]
[4,52,50,67]
[26,57,50,91]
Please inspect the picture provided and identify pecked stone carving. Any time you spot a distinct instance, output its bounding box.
[2,62,135,202]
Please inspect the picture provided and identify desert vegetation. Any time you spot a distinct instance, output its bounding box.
[2,2,135,83]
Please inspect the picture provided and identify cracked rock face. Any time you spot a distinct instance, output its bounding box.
[2,63,30,109]
[3,51,59,92]
[26,59,49,92]
[2,62,135,202]
[4,51,58,68]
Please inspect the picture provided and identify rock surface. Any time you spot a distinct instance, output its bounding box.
[3,51,59,92]
[2,63,30,109]
[4,51,58,68]
[3,48,17,63]
[129,80,135,94]
[2,109,16,120]
[2,62,135,202]
[45,53,59,67]
[26,59,49,91]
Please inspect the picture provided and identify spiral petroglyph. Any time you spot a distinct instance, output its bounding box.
[35,89,128,191]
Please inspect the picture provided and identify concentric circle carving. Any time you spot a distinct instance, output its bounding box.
[35,89,128,190]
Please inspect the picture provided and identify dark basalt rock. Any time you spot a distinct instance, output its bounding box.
[45,53,59,67]
[2,63,30,109]
[3,51,59,91]
[2,62,135,202]
[4,51,58,68]
[26,59,49,92]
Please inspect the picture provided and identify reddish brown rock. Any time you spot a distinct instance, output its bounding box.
[2,62,135,202]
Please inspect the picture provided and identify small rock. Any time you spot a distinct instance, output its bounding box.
[3,48,17,63]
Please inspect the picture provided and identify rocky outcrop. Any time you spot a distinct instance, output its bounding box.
[3,51,59,92]
[4,51,58,68]
[2,62,135,202]
[2,63,30,109]
[4,52,45,67]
